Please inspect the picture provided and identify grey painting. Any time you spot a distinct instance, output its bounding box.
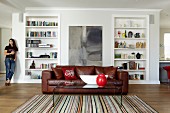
[69,26,102,66]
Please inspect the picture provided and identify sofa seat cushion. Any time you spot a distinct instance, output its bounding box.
[48,80,72,86]
[107,79,123,86]
[75,66,95,78]
[48,79,85,86]
[71,80,86,85]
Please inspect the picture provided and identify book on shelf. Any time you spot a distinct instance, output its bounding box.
[38,44,52,48]
[122,61,139,70]
[50,52,57,58]
[27,31,57,37]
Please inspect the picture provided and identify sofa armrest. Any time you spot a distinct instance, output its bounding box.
[42,70,54,93]
[117,71,129,94]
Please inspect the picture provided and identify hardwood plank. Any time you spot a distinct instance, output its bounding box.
[0,83,170,113]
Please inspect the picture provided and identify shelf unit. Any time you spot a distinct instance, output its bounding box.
[112,15,149,84]
[24,14,60,82]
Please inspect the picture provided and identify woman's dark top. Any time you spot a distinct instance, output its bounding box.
[5,46,18,59]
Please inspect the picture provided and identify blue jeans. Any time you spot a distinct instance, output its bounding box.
[5,58,15,81]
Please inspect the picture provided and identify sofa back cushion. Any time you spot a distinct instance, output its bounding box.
[51,67,64,80]
[62,67,78,80]
[76,66,95,78]
[55,65,75,69]
[95,66,104,74]
[95,66,117,79]
[104,66,117,79]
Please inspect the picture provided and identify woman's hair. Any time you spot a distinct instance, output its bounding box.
[9,38,18,50]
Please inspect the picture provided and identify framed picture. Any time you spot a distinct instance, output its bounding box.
[69,26,102,66]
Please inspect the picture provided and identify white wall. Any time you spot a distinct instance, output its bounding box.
[0,28,12,73]
[12,13,25,82]
[12,9,160,83]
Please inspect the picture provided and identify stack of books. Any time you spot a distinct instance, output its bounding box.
[38,44,52,48]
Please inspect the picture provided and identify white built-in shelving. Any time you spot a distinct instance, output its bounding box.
[113,15,149,84]
[24,14,60,83]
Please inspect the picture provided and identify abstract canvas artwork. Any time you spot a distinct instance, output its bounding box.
[69,26,102,66]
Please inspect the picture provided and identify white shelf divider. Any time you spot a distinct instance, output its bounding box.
[114,27,147,29]
[25,47,58,49]
[26,26,58,28]
[26,37,58,39]
[114,59,146,61]
[114,38,146,40]
[25,69,51,71]
[114,48,146,50]
[25,58,57,60]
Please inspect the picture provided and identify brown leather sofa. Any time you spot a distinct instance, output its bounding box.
[42,66,128,94]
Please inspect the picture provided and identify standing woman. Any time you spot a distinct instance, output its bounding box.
[4,38,18,86]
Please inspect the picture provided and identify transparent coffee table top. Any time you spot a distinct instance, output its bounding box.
[56,84,120,89]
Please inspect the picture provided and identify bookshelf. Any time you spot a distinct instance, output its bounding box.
[24,15,60,82]
[112,15,149,84]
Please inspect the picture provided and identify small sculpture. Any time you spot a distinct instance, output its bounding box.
[30,60,35,69]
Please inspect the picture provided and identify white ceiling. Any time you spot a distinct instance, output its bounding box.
[1,0,170,28]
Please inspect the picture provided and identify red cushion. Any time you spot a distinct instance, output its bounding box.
[62,67,78,80]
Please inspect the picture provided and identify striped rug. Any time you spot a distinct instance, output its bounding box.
[13,95,158,113]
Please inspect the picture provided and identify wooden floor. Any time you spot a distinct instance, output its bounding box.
[0,74,170,113]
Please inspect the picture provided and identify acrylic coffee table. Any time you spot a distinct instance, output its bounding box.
[52,84,123,107]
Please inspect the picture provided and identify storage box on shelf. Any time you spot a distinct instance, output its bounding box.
[24,15,60,83]
[113,15,149,84]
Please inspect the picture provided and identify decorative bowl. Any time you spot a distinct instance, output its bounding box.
[79,75,108,84]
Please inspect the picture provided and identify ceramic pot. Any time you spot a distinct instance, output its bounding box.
[128,31,133,38]
[136,52,142,59]
[96,74,107,87]
[134,33,140,38]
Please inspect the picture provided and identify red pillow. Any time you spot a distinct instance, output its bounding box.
[62,67,77,80]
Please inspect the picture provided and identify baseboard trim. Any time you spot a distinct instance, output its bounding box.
[129,80,160,84]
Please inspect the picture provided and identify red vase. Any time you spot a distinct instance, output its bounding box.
[96,74,107,87]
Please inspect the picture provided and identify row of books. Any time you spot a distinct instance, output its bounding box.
[26,39,41,44]
[38,63,57,69]
[26,21,58,26]
[26,44,53,48]
[28,63,57,69]
[26,40,53,48]
[26,31,57,37]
